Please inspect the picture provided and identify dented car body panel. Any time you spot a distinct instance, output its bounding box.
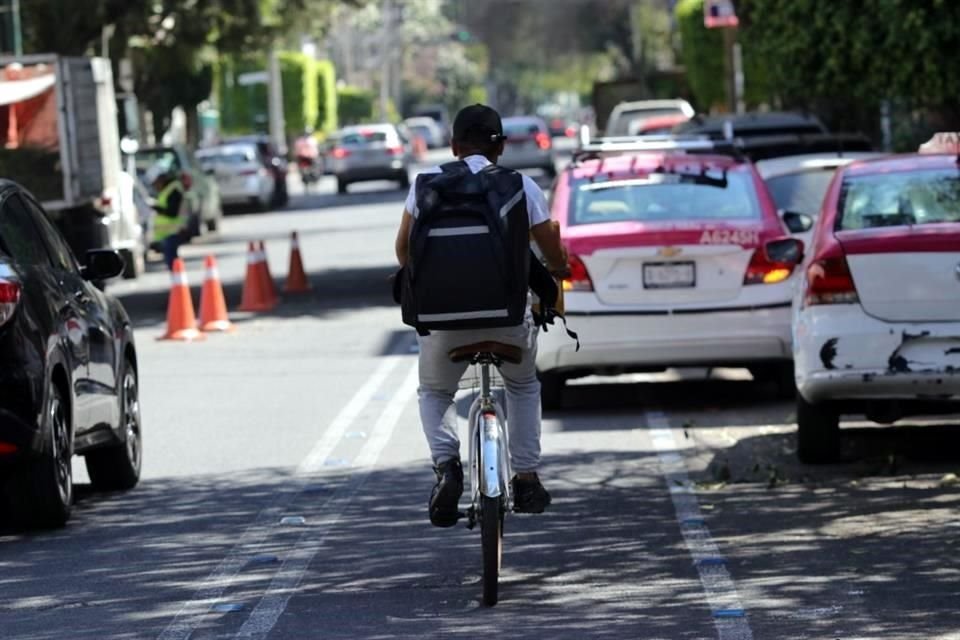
[795,305,960,403]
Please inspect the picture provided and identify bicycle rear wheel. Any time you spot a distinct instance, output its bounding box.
[481,494,503,606]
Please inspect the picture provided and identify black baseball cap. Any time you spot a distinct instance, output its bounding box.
[452,104,506,144]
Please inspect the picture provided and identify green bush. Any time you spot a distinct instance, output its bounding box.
[338,86,375,126]
[316,59,338,135]
[279,52,318,135]
[216,55,269,135]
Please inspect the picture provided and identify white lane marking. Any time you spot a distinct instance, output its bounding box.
[233,362,420,639]
[645,410,754,640]
[157,356,402,640]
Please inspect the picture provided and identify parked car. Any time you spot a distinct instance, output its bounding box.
[196,143,274,211]
[547,117,579,139]
[757,152,886,244]
[605,99,695,137]
[0,179,141,528]
[403,116,445,149]
[327,124,415,194]
[628,113,692,136]
[133,145,223,235]
[792,153,960,463]
[500,116,557,178]
[222,135,289,207]
[537,138,805,408]
[673,111,828,141]
[411,104,451,145]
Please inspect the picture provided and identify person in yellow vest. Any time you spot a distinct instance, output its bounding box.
[148,167,188,270]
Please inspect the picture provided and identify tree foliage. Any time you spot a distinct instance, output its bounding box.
[736,0,960,141]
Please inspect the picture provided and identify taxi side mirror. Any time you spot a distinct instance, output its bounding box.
[765,238,805,265]
[781,210,814,233]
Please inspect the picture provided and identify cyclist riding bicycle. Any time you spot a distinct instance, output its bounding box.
[394,104,569,527]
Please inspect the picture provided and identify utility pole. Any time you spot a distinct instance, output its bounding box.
[267,46,286,155]
[378,0,393,121]
[0,0,22,55]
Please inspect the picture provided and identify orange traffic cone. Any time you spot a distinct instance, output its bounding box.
[239,242,275,312]
[199,255,234,332]
[158,258,205,341]
[284,231,312,293]
[258,240,280,304]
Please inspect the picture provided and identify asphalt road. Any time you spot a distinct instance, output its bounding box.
[3,149,960,639]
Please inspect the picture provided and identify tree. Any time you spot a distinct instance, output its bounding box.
[737,0,960,144]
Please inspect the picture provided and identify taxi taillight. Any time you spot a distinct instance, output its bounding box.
[563,255,593,292]
[743,248,795,285]
[804,253,859,306]
[0,278,21,326]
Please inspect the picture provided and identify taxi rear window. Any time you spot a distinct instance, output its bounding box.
[838,169,960,230]
[341,131,388,145]
[568,171,760,226]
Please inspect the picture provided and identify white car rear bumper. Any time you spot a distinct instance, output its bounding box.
[537,302,792,373]
[794,305,960,403]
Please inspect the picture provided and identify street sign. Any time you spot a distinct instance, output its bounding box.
[237,70,268,87]
[704,0,739,28]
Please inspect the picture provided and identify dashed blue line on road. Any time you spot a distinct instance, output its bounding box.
[210,604,245,613]
[279,516,306,526]
[697,557,728,567]
[646,410,754,640]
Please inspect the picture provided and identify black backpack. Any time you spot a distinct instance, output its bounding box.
[400,161,532,333]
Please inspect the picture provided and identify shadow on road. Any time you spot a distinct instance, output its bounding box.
[0,450,713,638]
[116,262,399,329]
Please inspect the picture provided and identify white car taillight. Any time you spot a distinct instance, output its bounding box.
[743,247,795,285]
[804,253,859,306]
[0,278,21,325]
[563,255,594,292]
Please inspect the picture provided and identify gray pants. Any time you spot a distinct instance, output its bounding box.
[417,321,542,473]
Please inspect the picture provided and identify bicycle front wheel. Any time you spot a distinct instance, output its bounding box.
[481,494,503,606]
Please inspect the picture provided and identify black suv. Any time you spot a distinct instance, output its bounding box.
[0,180,142,529]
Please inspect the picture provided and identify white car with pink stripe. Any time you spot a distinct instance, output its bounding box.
[793,153,960,462]
[538,143,806,409]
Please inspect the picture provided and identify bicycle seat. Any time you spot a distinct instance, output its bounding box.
[448,341,522,365]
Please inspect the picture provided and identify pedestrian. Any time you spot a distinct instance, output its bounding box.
[148,166,189,270]
[394,104,570,527]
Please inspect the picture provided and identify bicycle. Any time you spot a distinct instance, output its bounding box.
[448,340,522,607]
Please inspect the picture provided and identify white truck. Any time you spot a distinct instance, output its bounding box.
[0,54,145,278]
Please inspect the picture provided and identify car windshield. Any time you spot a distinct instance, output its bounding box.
[765,168,837,216]
[569,171,760,226]
[341,131,389,145]
[135,149,180,175]
[838,168,960,230]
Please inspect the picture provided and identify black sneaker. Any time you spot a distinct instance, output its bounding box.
[512,473,552,513]
[429,458,463,528]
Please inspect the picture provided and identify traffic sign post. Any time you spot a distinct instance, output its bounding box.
[704,0,739,29]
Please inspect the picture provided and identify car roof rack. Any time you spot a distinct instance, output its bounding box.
[572,132,874,165]
[572,135,739,164]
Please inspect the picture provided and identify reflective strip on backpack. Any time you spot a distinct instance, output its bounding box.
[427,226,489,237]
[418,309,509,322]
[499,189,524,218]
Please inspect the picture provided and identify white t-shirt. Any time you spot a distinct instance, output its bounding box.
[404,154,551,228]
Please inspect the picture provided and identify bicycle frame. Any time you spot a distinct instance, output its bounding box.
[466,357,513,526]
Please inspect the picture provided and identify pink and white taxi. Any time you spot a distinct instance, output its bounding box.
[539,139,806,408]
[793,152,960,463]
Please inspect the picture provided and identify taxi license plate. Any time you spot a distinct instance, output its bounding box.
[643,262,696,289]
